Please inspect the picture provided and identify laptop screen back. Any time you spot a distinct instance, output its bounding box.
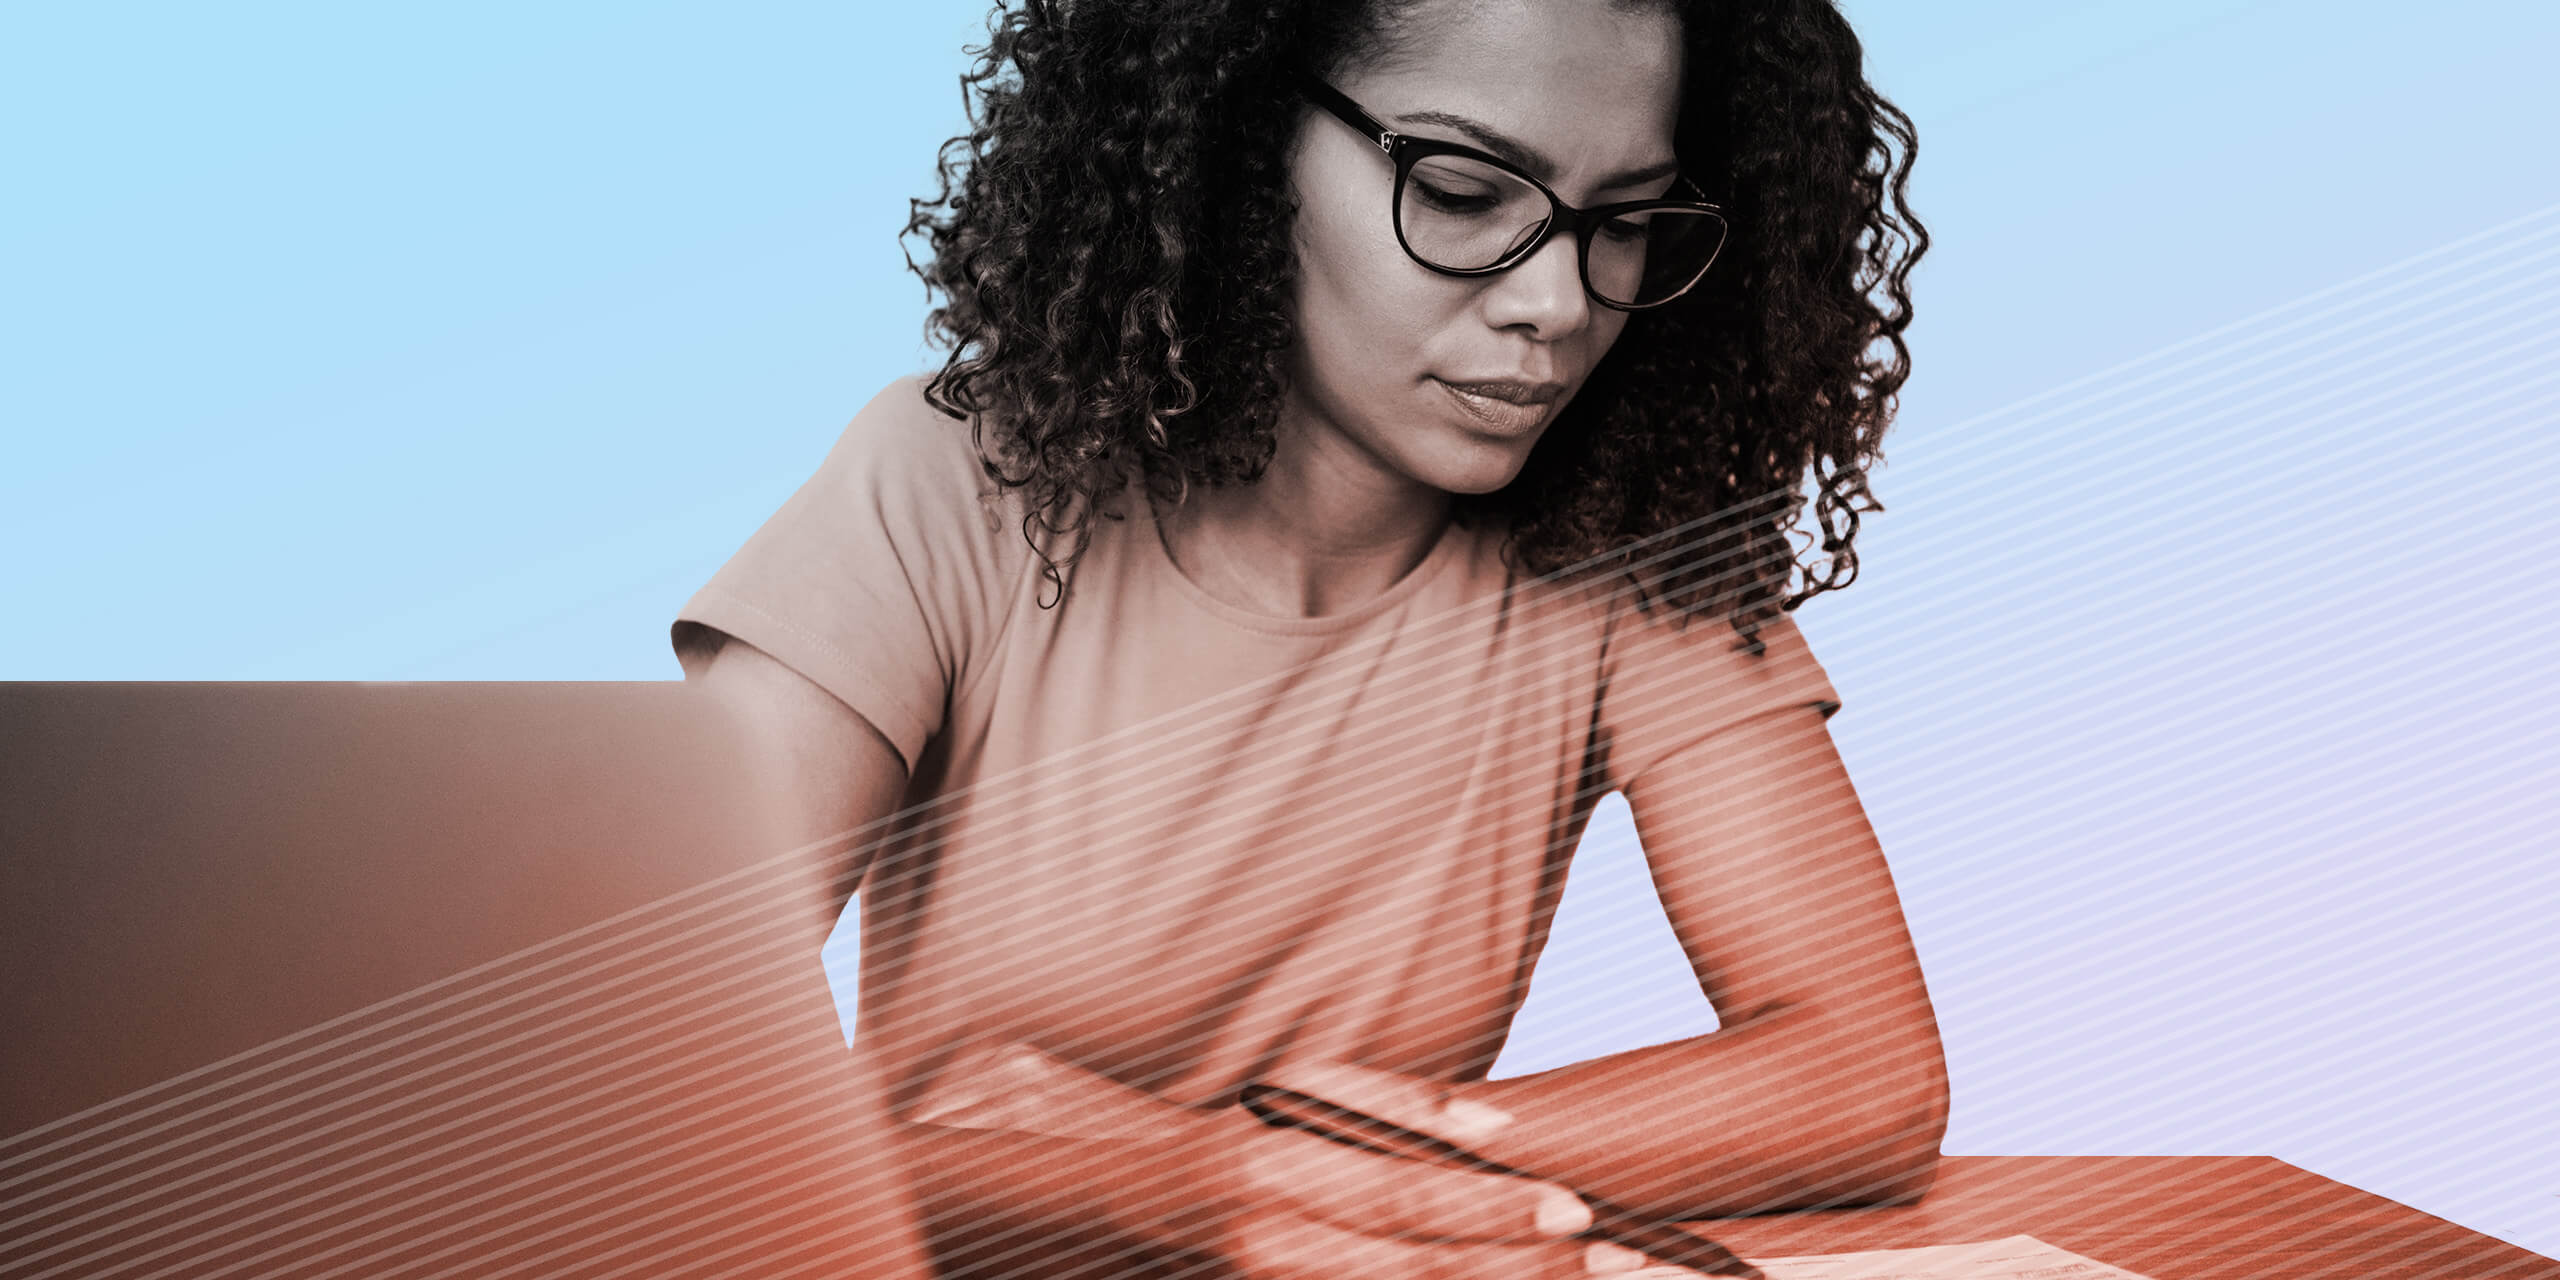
[0,680,930,1277]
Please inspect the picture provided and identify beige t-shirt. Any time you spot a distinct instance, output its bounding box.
[674,376,1841,1115]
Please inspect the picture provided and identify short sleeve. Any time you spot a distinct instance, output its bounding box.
[1597,597,1843,793]
[671,376,1024,772]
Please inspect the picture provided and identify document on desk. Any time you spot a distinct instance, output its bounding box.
[1630,1234,2155,1280]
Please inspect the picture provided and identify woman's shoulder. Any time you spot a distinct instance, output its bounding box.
[832,374,990,483]
[812,373,1033,541]
[672,374,1038,770]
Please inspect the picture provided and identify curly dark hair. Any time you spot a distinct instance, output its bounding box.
[902,0,1923,651]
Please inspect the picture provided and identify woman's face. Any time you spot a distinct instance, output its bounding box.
[1283,0,1684,499]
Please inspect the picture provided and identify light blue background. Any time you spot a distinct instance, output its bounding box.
[8,0,2555,1258]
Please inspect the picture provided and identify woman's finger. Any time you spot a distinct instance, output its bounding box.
[1236,1123,1591,1243]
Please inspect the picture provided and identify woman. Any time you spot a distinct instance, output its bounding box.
[675,0,1941,1274]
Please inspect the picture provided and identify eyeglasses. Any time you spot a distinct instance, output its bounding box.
[1298,78,1729,312]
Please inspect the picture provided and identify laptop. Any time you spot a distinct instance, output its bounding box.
[0,681,931,1278]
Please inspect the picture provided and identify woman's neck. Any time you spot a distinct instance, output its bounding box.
[1155,418,1454,620]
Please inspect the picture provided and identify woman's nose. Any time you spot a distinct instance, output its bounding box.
[1479,226,1593,338]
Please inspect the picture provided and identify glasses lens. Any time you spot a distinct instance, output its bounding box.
[1585,207,1728,308]
[1397,153,1552,272]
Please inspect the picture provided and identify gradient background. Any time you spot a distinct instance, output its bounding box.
[6,0,2554,1258]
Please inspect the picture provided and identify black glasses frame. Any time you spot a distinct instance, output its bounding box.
[1297,77,1729,312]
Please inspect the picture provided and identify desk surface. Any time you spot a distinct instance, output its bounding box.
[1693,1157,2555,1279]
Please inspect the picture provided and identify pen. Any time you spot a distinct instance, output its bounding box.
[1238,1082,1765,1279]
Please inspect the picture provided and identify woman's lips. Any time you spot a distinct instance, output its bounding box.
[1435,378,1555,436]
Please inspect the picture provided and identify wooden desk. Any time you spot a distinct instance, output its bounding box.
[1693,1157,2557,1279]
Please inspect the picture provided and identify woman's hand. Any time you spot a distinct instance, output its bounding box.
[1173,1062,1679,1279]
[907,1046,1692,1277]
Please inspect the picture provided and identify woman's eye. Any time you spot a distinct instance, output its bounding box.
[1411,180,1499,214]
[1598,217,1648,244]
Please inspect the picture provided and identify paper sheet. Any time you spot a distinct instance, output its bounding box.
[1627,1234,2154,1280]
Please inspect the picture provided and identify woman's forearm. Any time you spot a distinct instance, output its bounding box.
[1459,1000,1948,1220]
